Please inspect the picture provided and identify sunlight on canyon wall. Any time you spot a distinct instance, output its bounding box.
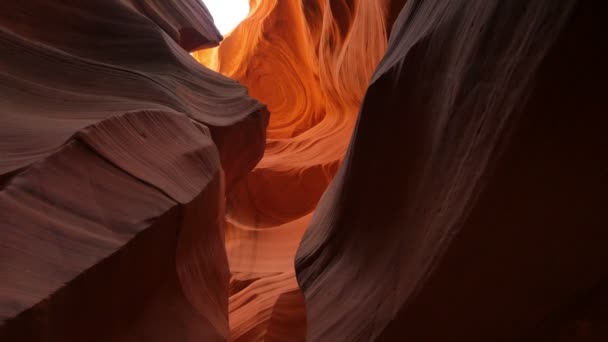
[192,0,390,340]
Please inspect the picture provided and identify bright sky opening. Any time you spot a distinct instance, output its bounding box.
[203,0,250,36]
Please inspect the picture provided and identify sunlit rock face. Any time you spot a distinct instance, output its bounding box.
[192,1,389,339]
[1,0,607,341]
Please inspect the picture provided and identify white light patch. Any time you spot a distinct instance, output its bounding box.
[203,0,250,35]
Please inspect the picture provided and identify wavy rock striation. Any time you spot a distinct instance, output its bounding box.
[2,0,606,340]
[296,0,607,341]
[193,0,391,339]
[0,0,267,340]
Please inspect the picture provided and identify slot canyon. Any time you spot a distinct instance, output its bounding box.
[0,0,606,341]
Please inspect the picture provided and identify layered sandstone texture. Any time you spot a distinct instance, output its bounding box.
[192,0,391,339]
[1,0,607,341]
[296,0,608,341]
[0,0,267,340]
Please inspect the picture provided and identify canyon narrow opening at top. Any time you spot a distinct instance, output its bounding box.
[203,0,250,35]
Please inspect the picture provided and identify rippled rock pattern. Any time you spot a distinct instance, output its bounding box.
[0,0,267,340]
[193,0,389,339]
[2,0,606,341]
[296,0,607,341]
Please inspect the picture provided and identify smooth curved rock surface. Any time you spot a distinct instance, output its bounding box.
[0,0,267,339]
[2,0,606,340]
[296,0,607,341]
[193,0,391,339]
[1,172,229,341]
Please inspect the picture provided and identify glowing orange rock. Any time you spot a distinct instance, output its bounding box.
[193,0,390,339]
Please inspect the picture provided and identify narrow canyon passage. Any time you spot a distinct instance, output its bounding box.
[192,1,390,339]
[1,0,607,341]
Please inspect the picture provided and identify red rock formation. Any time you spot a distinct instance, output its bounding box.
[193,1,390,339]
[2,0,606,340]
[296,0,607,341]
[0,0,266,340]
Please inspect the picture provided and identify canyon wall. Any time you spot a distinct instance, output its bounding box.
[0,0,266,340]
[193,0,391,340]
[296,0,608,341]
[1,0,606,341]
